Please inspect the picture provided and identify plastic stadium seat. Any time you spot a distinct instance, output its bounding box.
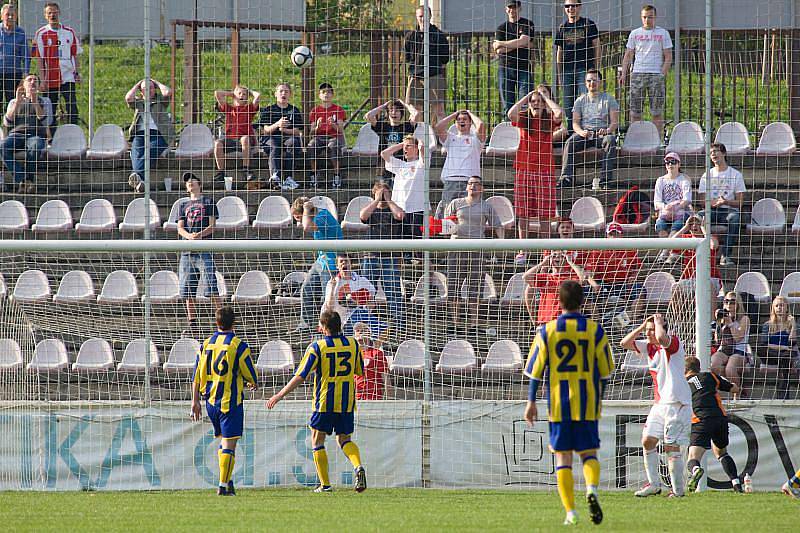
[27,339,69,372]
[500,272,525,305]
[351,123,379,156]
[642,271,676,303]
[0,200,29,232]
[163,338,201,373]
[253,196,292,229]
[72,338,114,372]
[53,270,95,303]
[163,198,190,232]
[792,206,800,234]
[714,122,751,154]
[174,123,214,158]
[756,122,796,155]
[620,121,661,155]
[146,271,180,303]
[746,198,785,234]
[119,198,161,232]
[436,340,476,372]
[0,339,22,370]
[232,270,272,303]
[561,197,605,232]
[414,123,438,153]
[32,199,73,232]
[310,195,338,220]
[46,124,87,159]
[410,271,448,303]
[374,280,406,304]
[97,270,138,304]
[666,121,704,154]
[117,339,159,372]
[486,195,515,228]
[485,121,520,155]
[12,270,51,303]
[256,340,295,373]
[215,196,249,229]
[86,124,127,159]
[460,273,498,302]
[0,273,6,299]
[778,272,800,304]
[75,198,117,233]
[482,340,523,373]
[734,271,771,303]
[197,271,227,300]
[341,196,372,233]
[390,339,425,372]
[274,271,307,305]
[619,350,649,380]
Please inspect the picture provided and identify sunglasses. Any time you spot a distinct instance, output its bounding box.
[664,159,679,165]
[724,299,736,303]
[564,4,579,8]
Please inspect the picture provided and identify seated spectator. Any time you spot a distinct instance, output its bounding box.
[124,78,174,193]
[257,83,302,191]
[759,296,796,400]
[381,135,427,240]
[434,109,486,218]
[212,84,261,187]
[671,214,721,314]
[654,151,692,261]
[698,142,744,267]
[1,74,53,194]
[353,322,388,401]
[365,99,419,181]
[308,82,346,189]
[523,250,597,327]
[544,216,589,266]
[711,291,751,398]
[323,253,385,337]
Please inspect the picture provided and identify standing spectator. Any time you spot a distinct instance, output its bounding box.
[353,322,388,401]
[493,1,534,115]
[759,296,796,400]
[404,5,449,127]
[308,83,347,189]
[559,69,619,190]
[125,78,174,193]
[711,291,751,398]
[654,151,692,260]
[32,2,81,125]
[381,135,427,240]
[537,83,569,142]
[0,3,30,112]
[365,99,419,181]
[523,250,597,327]
[620,4,673,138]
[697,142,745,267]
[1,74,52,194]
[257,83,303,191]
[434,109,486,218]
[212,85,261,187]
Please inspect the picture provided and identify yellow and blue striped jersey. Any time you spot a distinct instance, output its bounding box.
[296,335,364,413]
[524,312,614,422]
[193,331,257,412]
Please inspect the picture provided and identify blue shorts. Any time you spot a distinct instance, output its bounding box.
[206,402,244,439]
[549,420,600,452]
[179,252,218,298]
[655,213,690,234]
[309,411,354,436]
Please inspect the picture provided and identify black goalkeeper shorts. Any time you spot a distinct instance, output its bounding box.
[690,417,729,450]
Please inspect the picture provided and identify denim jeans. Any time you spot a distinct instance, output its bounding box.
[360,256,404,328]
[300,260,334,326]
[130,131,168,178]
[560,133,617,184]
[44,82,77,125]
[698,206,741,258]
[1,133,46,183]
[179,252,218,298]
[263,135,301,177]
[498,65,532,115]
[560,68,587,133]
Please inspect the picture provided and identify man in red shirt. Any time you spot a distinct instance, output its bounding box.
[308,83,347,188]
[671,214,721,315]
[213,85,261,187]
[353,322,388,400]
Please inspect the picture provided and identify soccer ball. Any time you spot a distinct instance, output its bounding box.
[290,45,313,68]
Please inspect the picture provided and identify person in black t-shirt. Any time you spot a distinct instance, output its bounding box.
[404,5,449,126]
[255,83,303,191]
[684,356,744,493]
[365,99,419,181]
[493,1,534,114]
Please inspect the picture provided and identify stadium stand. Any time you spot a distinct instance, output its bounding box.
[215,195,249,229]
[253,195,293,229]
[340,195,372,232]
[714,121,752,155]
[666,121,705,154]
[31,200,73,232]
[436,339,477,372]
[410,271,448,303]
[484,121,519,156]
[86,124,128,160]
[231,270,273,303]
[163,338,201,373]
[146,271,180,303]
[46,124,88,160]
[755,121,796,155]
[0,338,23,371]
[27,339,69,373]
[75,199,117,233]
[778,273,800,304]
[255,340,295,374]
[746,198,785,233]
[389,339,425,374]
[0,200,29,232]
[53,270,95,303]
[481,339,523,373]
[119,198,161,232]
[620,121,661,155]
[97,270,139,304]
[72,338,115,372]
[734,271,772,302]
[173,124,214,159]
[12,269,51,303]
[117,339,160,372]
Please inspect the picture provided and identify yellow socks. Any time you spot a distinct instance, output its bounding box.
[218,448,235,486]
[556,466,575,513]
[313,445,331,487]
[341,440,363,469]
[582,455,600,492]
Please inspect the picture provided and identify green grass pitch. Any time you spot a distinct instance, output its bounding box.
[1,489,796,532]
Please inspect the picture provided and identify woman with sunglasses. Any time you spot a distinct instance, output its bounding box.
[759,296,796,399]
[711,291,751,398]
[653,151,692,261]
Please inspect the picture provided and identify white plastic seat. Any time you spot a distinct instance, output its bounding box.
[310,195,338,220]
[75,198,117,233]
[163,338,201,373]
[197,271,227,300]
[86,124,127,159]
[746,198,785,234]
[486,195,515,228]
[561,197,605,232]
[215,196,249,229]
[0,273,5,299]
[0,200,29,232]
[374,279,407,304]
[621,121,661,155]
[256,340,295,373]
[734,271,771,303]
[253,196,292,229]
[32,199,73,232]
[118,339,159,372]
[0,339,22,370]
[500,272,525,305]
[642,271,676,303]
[756,121,796,155]
[53,270,95,303]
[481,340,523,373]
[619,350,649,379]
[162,198,191,232]
[13,269,51,302]
[778,272,800,304]
[485,121,520,155]
[351,123,379,156]
[460,273,497,302]
[414,123,438,152]
[410,271,448,303]
[436,340,476,372]
[390,339,425,372]
[174,123,214,158]
[232,270,272,303]
[714,122,751,154]
[72,338,114,372]
[119,198,161,232]
[341,196,372,232]
[274,271,307,305]
[666,121,705,154]
[27,339,68,372]
[46,124,87,160]
[97,270,138,304]
[146,271,180,303]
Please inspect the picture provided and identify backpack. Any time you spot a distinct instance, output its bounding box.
[276,278,303,299]
[612,185,651,225]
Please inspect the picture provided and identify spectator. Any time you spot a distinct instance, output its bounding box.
[308,83,347,189]
[759,296,796,400]
[671,214,722,314]
[381,135,427,240]
[322,253,379,333]
[547,216,589,267]
[654,151,692,260]
[0,3,30,112]
[176,173,221,336]
[523,250,598,327]
[698,142,744,267]
[257,83,303,191]
[559,69,619,190]
[365,99,419,181]
[353,322,388,401]
[360,179,406,330]
[711,291,751,397]
[125,78,174,193]
[32,2,81,125]
[434,109,486,218]
[1,74,52,194]
[212,84,261,187]
[444,176,505,330]
[555,0,600,136]
[404,5,449,126]
[493,1,534,114]
[620,4,672,138]
[290,196,343,334]
[536,84,568,142]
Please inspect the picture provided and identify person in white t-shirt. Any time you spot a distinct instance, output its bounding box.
[621,314,691,497]
[697,142,745,266]
[620,4,673,138]
[653,151,692,260]
[434,109,486,217]
[381,134,428,239]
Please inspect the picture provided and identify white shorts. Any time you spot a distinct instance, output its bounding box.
[643,403,691,446]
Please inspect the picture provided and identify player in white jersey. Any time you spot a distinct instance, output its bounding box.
[621,314,691,497]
